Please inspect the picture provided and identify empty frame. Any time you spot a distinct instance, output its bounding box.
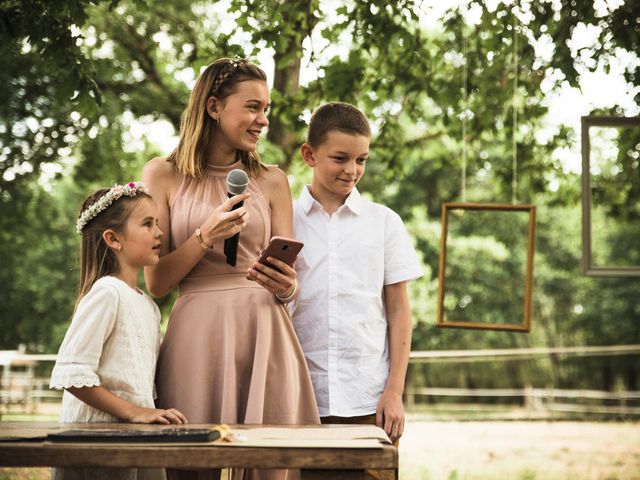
[581,116,640,276]
[437,203,536,332]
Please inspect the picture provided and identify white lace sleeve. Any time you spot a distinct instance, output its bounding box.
[49,282,119,389]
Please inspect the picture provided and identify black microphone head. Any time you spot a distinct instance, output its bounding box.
[227,169,249,195]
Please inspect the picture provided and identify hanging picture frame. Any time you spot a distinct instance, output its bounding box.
[581,116,640,277]
[436,202,536,332]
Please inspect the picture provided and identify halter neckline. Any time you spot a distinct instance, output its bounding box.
[205,160,244,177]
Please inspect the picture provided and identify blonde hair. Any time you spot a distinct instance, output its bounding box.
[168,58,268,178]
[76,188,151,305]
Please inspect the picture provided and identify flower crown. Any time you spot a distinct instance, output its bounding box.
[76,182,149,234]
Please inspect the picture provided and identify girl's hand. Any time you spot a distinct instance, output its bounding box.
[200,193,251,247]
[246,256,296,297]
[128,407,188,425]
[66,386,188,425]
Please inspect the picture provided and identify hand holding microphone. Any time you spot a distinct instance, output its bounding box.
[224,169,249,266]
[198,169,249,259]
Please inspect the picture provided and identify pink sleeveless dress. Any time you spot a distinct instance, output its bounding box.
[155,160,319,430]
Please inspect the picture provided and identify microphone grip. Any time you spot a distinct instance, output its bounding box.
[224,193,244,266]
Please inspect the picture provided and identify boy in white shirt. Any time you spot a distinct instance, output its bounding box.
[289,102,423,444]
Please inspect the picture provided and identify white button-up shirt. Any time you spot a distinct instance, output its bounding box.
[289,186,423,417]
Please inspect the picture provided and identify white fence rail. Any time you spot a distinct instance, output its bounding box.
[405,386,640,416]
[0,351,60,414]
[406,345,640,417]
[409,344,640,363]
[2,346,639,416]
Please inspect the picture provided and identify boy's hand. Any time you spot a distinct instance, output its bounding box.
[128,407,188,425]
[376,390,405,442]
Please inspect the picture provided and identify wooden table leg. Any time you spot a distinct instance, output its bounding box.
[301,468,398,480]
[301,470,365,480]
[195,469,221,480]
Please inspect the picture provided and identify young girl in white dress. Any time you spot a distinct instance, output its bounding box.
[50,182,187,480]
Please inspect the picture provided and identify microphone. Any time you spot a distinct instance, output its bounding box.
[224,169,249,266]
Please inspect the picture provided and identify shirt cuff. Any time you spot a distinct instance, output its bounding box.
[49,362,101,390]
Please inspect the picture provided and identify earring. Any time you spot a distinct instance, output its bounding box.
[214,117,220,127]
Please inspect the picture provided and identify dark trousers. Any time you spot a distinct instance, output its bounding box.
[321,414,398,480]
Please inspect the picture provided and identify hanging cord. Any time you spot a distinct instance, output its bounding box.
[511,16,518,204]
[461,11,518,203]
[461,20,468,202]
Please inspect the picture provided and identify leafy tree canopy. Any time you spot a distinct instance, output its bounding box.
[0,0,638,391]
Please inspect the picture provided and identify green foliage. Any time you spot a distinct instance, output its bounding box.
[0,178,78,349]
[0,0,106,191]
[590,126,640,221]
[0,0,639,394]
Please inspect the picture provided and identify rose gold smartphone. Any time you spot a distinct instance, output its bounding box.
[257,236,304,272]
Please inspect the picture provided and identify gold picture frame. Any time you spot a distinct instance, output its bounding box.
[436,202,536,332]
[581,116,640,277]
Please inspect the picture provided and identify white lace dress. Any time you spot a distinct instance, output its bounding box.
[50,275,164,480]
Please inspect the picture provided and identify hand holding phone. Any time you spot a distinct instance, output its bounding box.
[257,236,304,272]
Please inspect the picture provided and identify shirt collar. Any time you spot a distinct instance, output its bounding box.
[343,187,364,215]
[299,185,364,216]
[299,185,317,215]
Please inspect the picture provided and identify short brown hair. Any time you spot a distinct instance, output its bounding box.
[306,102,371,148]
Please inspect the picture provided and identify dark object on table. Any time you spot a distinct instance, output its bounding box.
[47,426,228,443]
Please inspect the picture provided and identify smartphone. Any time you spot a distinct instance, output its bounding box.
[257,236,304,272]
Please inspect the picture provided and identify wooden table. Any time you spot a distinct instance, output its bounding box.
[0,422,397,479]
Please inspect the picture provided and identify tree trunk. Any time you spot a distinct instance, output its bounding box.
[267,0,316,172]
[269,50,302,173]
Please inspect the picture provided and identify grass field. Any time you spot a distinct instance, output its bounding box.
[1,417,639,479]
